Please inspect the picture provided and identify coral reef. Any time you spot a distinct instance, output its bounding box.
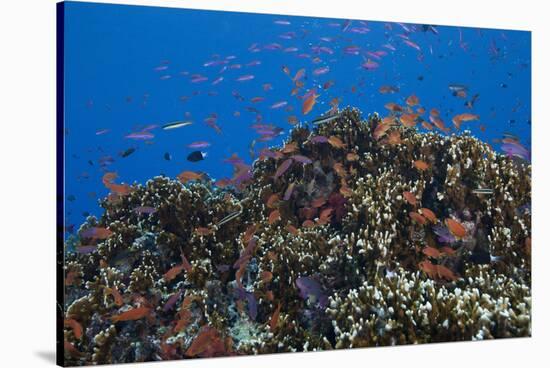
[62,107,531,365]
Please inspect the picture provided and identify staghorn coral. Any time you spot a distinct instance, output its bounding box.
[62,107,531,365]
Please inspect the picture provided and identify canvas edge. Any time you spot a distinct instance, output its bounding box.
[56,1,66,367]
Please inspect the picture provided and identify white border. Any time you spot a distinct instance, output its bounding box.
[0,1,547,367]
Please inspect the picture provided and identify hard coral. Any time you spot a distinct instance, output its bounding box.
[62,107,531,365]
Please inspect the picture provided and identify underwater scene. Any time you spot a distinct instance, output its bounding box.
[58,1,532,366]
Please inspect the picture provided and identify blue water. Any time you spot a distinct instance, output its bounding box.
[62,1,531,230]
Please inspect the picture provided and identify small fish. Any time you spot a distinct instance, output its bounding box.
[111,306,151,323]
[164,152,171,161]
[274,158,293,179]
[125,131,154,140]
[64,319,83,339]
[445,218,467,238]
[403,191,417,206]
[177,171,203,183]
[187,151,207,162]
[162,121,192,130]
[409,211,427,225]
[312,66,330,76]
[187,141,211,149]
[119,147,136,158]
[271,101,288,109]
[413,160,430,171]
[80,227,112,240]
[403,39,421,51]
[268,209,281,225]
[236,74,255,82]
[302,92,319,115]
[327,135,345,149]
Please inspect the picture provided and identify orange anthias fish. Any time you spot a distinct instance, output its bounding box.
[384,102,403,112]
[268,210,281,225]
[400,113,417,128]
[111,306,151,323]
[373,122,393,140]
[409,211,427,225]
[346,152,360,161]
[452,113,480,129]
[104,286,124,307]
[419,208,437,223]
[302,92,319,115]
[445,218,467,238]
[64,318,83,340]
[413,160,430,171]
[186,326,227,358]
[269,303,282,331]
[403,191,417,206]
[422,246,441,258]
[328,135,345,149]
[436,265,459,281]
[406,94,420,107]
[177,171,203,183]
[164,264,185,282]
[281,142,298,154]
[266,194,280,209]
[418,260,438,278]
[386,130,402,145]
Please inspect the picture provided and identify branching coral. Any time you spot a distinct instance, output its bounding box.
[62,107,531,366]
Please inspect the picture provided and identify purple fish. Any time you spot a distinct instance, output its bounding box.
[296,276,328,309]
[361,59,379,70]
[187,141,211,149]
[274,158,293,180]
[270,101,288,109]
[313,66,330,76]
[291,154,312,164]
[283,47,299,53]
[190,75,208,83]
[211,76,224,85]
[310,135,329,144]
[501,142,530,161]
[95,129,110,135]
[350,26,370,34]
[284,182,295,200]
[264,43,282,50]
[236,74,255,82]
[274,20,291,25]
[163,290,182,312]
[433,225,456,244]
[279,31,296,40]
[233,287,257,320]
[344,46,361,55]
[246,60,261,67]
[125,131,154,140]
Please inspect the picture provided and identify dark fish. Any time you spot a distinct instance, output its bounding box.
[187,151,207,162]
[120,147,136,158]
[164,152,171,161]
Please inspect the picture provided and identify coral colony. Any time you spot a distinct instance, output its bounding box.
[62,108,531,365]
